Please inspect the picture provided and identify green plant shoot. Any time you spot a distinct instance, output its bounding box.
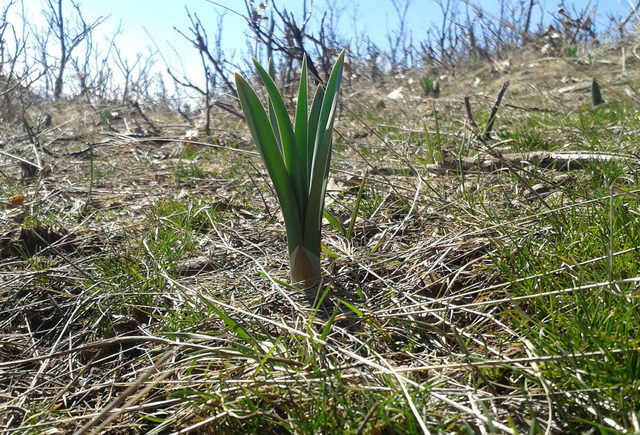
[234,51,345,286]
[591,79,604,107]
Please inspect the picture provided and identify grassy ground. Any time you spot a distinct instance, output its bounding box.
[1,42,640,433]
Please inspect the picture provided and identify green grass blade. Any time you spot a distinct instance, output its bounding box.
[347,171,367,242]
[592,79,604,107]
[320,242,339,259]
[253,336,284,378]
[320,307,338,341]
[433,108,443,162]
[337,298,386,334]
[337,298,364,317]
[295,56,309,191]
[253,59,306,216]
[258,272,301,292]
[234,73,303,253]
[323,209,345,236]
[208,304,255,346]
[310,283,331,325]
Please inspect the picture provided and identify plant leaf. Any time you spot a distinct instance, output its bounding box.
[311,50,345,171]
[304,50,345,254]
[295,55,309,193]
[234,72,303,253]
[307,85,325,182]
[253,59,307,217]
[267,59,282,151]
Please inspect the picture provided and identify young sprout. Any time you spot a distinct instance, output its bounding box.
[235,51,345,287]
[591,79,604,108]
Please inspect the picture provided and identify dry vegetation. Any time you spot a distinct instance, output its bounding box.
[2,0,640,433]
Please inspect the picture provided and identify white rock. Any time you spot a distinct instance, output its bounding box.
[387,87,404,100]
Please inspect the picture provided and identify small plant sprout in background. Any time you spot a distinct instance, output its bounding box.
[591,79,604,108]
[420,76,440,97]
[432,80,440,97]
[234,51,345,287]
[420,76,433,95]
[100,110,113,126]
[565,45,578,58]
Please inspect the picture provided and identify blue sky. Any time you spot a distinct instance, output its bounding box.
[80,0,436,75]
[8,0,629,95]
[15,0,456,92]
[81,0,625,75]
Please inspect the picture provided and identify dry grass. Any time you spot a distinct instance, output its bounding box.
[1,39,640,433]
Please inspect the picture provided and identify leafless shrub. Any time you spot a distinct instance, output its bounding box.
[419,0,464,72]
[169,8,240,136]
[361,41,383,81]
[0,0,41,126]
[555,2,597,45]
[151,72,174,113]
[68,26,119,105]
[416,0,606,74]
[112,46,157,105]
[0,0,623,143]
[36,0,107,101]
[241,0,350,84]
[242,0,319,83]
[611,1,640,39]
[385,0,414,73]
[0,1,52,164]
[0,1,22,97]
[465,1,544,60]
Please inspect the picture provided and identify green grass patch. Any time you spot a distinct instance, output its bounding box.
[490,172,640,430]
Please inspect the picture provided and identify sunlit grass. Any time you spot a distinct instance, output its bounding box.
[5,41,640,434]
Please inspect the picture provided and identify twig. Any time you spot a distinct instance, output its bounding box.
[74,350,176,435]
[464,96,479,129]
[483,80,509,139]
